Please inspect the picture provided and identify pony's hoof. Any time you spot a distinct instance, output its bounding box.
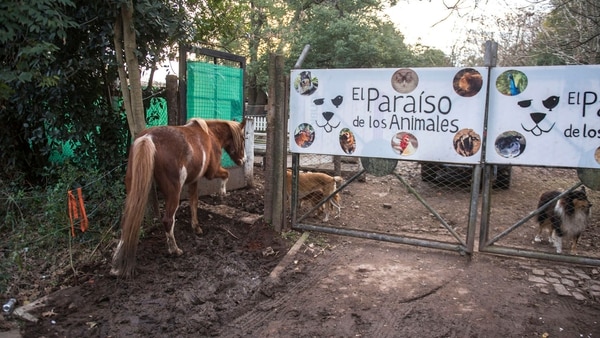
[191,224,203,235]
[169,248,183,256]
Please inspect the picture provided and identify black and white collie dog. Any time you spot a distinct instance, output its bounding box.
[534,186,592,254]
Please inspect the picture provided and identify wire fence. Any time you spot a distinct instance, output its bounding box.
[287,153,600,264]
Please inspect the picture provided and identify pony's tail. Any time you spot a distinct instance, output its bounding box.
[110,137,156,278]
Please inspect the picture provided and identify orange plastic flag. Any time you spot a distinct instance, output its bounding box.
[67,187,89,237]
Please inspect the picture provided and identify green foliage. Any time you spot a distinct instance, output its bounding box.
[134,0,186,61]
[1,0,120,185]
[241,0,450,99]
[532,0,600,65]
[0,0,185,187]
[0,161,126,294]
[185,0,249,47]
[0,0,77,99]
[286,4,412,69]
[0,0,246,295]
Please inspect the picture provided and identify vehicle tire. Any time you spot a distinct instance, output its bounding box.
[493,167,512,190]
[421,163,439,182]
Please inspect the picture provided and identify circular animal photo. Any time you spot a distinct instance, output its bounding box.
[496,70,528,96]
[360,157,398,177]
[453,68,483,97]
[294,123,315,148]
[391,68,418,94]
[577,167,600,191]
[453,129,481,157]
[339,128,356,154]
[595,147,600,165]
[495,131,526,158]
[391,132,418,156]
[294,71,318,95]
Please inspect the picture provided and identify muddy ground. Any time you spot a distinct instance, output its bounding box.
[3,162,600,337]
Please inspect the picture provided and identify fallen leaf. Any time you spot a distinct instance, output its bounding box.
[42,309,57,317]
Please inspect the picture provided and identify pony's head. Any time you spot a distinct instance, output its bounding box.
[227,119,246,166]
[210,119,246,166]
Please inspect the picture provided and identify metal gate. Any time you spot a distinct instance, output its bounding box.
[478,166,600,265]
[286,47,600,266]
[289,154,479,257]
[288,156,600,266]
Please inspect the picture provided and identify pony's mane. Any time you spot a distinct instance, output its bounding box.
[205,119,245,150]
[226,120,245,151]
[187,118,245,151]
[187,118,209,133]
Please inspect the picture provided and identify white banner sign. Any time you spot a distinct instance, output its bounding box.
[486,65,600,169]
[289,68,488,164]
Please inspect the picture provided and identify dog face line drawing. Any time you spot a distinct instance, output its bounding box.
[518,95,559,136]
[314,95,343,133]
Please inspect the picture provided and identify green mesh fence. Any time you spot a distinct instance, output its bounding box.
[146,97,168,127]
[49,97,166,164]
[50,61,244,168]
[187,61,244,167]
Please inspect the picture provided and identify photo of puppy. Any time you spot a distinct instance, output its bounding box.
[295,71,318,95]
[453,129,481,157]
[534,186,592,254]
[391,68,418,93]
[339,128,356,154]
[286,169,343,222]
[453,68,483,97]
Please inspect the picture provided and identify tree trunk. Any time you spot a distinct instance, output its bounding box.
[114,1,146,139]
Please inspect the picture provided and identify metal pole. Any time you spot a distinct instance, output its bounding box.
[288,45,311,230]
[394,173,466,247]
[482,245,600,267]
[293,45,311,69]
[478,40,498,251]
[293,223,467,254]
[465,164,482,255]
[484,182,583,246]
[296,168,366,223]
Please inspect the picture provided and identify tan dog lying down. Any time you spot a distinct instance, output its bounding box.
[285,169,343,222]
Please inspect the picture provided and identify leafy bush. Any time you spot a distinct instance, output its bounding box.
[0,161,125,295]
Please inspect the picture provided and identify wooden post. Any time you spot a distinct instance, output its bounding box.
[244,118,255,188]
[178,44,188,125]
[166,74,179,126]
[334,156,341,176]
[265,53,286,231]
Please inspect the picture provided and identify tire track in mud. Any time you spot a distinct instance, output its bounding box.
[353,250,464,338]
[366,279,456,338]
[220,243,345,336]
[221,236,465,337]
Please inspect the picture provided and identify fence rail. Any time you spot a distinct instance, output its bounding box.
[247,114,267,155]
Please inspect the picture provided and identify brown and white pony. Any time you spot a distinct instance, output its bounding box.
[110,118,246,278]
